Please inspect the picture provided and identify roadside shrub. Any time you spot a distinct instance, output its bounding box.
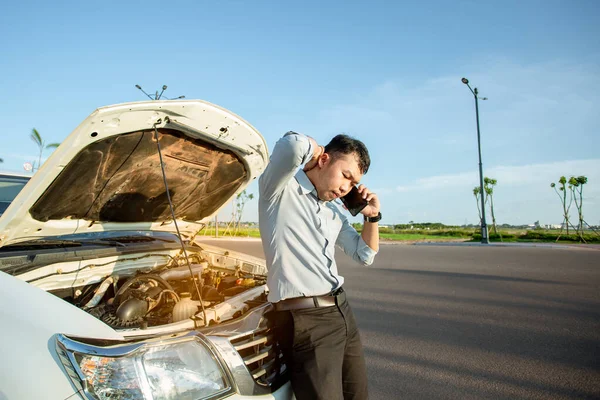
[490,232,517,240]
[471,233,513,241]
[392,229,474,238]
[471,230,600,243]
[436,230,476,237]
[521,231,599,242]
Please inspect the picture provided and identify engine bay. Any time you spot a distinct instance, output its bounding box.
[40,243,269,332]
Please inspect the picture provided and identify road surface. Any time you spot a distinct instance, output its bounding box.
[198,238,600,399]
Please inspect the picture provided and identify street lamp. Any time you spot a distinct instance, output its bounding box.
[462,77,489,244]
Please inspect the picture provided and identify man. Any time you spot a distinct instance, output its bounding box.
[258,131,381,400]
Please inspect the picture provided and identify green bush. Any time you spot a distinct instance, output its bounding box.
[393,223,454,230]
[521,231,599,242]
[490,232,517,240]
[471,230,600,243]
[392,229,474,238]
[471,232,515,241]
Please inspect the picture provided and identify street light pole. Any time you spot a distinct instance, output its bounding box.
[462,77,489,244]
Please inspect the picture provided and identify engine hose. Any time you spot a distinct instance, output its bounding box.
[159,262,206,281]
[82,276,116,310]
[147,289,181,313]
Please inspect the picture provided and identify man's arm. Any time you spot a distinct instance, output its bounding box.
[259,132,323,200]
[335,184,380,264]
[361,218,379,252]
[336,216,377,266]
[357,184,380,252]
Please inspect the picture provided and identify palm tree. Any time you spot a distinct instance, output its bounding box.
[483,177,499,235]
[30,128,60,171]
[569,175,588,238]
[473,186,482,226]
[234,190,254,235]
[551,176,574,236]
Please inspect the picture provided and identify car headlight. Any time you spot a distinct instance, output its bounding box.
[57,334,233,400]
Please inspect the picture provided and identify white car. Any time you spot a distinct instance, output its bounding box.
[0,100,293,400]
[0,171,31,216]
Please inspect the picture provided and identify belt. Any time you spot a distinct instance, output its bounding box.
[274,287,345,311]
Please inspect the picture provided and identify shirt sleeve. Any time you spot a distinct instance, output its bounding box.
[259,131,314,201]
[335,213,378,266]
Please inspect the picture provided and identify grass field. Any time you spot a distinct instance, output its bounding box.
[470,229,600,243]
[196,228,465,241]
[378,233,466,241]
[195,226,600,243]
[197,227,261,238]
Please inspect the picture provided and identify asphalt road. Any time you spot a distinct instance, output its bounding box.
[199,239,600,400]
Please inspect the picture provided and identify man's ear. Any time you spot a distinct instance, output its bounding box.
[318,152,330,168]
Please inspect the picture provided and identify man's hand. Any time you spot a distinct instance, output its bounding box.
[357,184,380,218]
[357,184,380,251]
[303,137,324,172]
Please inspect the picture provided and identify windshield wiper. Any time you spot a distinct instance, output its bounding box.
[1,238,125,250]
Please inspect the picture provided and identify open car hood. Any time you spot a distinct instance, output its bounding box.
[0,100,268,247]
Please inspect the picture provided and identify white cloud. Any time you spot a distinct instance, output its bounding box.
[395,159,600,193]
[316,59,599,167]
[378,159,599,225]
[310,58,600,225]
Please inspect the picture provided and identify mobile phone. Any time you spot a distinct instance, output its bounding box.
[340,186,368,216]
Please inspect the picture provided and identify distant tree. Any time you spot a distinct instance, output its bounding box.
[551,176,580,241]
[483,177,500,238]
[30,128,60,172]
[472,186,482,226]
[569,176,588,237]
[0,158,3,163]
[393,222,448,230]
[234,190,254,235]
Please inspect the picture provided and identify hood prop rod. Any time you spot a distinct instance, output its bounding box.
[153,119,208,327]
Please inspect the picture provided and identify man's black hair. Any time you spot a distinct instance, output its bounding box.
[324,134,370,174]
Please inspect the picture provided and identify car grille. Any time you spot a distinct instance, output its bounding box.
[229,325,286,386]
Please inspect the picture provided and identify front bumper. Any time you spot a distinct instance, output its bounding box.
[56,303,291,400]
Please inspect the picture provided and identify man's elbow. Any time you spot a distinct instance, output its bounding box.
[357,255,375,267]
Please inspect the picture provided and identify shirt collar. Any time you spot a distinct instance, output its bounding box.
[295,170,316,195]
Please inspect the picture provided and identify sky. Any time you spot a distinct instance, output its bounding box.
[1,0,598,226]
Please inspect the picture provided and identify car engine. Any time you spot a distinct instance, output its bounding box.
[57,257,267,330]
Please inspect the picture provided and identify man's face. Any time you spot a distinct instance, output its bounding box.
[313,152,364,202]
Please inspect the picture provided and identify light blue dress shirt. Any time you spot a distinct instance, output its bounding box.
[258,132,377,303]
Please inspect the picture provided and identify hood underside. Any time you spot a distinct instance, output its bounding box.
[30,128,246,223]
[0,100,267,247]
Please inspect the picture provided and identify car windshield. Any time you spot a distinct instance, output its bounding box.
[0,174,31,216]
